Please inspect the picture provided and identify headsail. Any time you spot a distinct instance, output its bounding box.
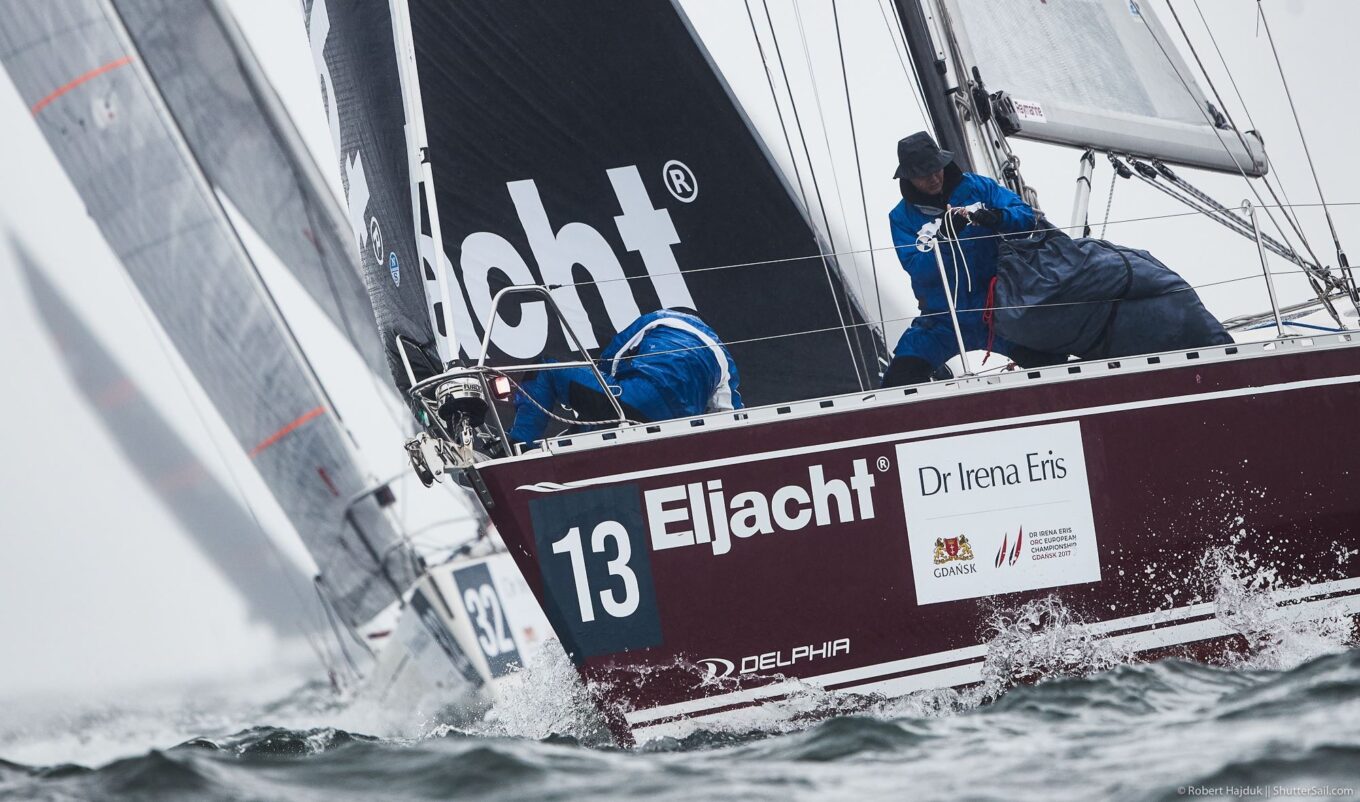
[110,0,389,380]
[1,2,419,626]
[303,0,443,402]
[312,0,883,407]
[939,0,1267,176]
[16,239,321,637]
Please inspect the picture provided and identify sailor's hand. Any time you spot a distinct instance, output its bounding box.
[944,207,972,233]
[970,208,1003,229]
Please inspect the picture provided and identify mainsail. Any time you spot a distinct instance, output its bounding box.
[311,0,883,408]
[939,0,1267,176]
[110,0,389,380]
[1,2,419,626]
[17,239,321,637]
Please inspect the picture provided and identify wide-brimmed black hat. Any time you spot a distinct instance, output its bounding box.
[892,131,954,179]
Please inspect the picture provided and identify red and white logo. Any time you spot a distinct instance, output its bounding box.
[995,527,1025,568]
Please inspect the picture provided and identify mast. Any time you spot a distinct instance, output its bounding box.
[889,0,973,173]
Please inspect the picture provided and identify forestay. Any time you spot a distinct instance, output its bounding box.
[396,0,882,405]
[0,2,419,627]
[940,0,1267,176]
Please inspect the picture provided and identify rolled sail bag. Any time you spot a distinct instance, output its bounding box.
[993,223,1232,359]
[1085,243,1233,359]
[990,223,1124,356]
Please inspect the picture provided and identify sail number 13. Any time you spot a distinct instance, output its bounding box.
[551,521,639,622]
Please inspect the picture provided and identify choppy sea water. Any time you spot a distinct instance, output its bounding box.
[5,549,1360,802]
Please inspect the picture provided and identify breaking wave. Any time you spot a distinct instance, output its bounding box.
[5,540,1358,801]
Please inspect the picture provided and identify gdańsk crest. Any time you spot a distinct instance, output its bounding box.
[934,535,975,564]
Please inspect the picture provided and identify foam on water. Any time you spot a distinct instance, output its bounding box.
[4,532,1358,800]
[449,639,611,744]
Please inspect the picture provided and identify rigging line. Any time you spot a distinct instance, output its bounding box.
[1099,171,1117,239]
[602,268,1301,367]
[743,0,812,213]
[1152,165,1336,283]
[539,202,1360,292]
[1124,166,1337,317]
[1188,0,1316,235]
[102,2,370,455]
[101,1,408,638]
[758,0,867,391]
[315,579,363,682]
[1175,0,1323,278]
[1254,0,1354,290]
[833,0,889,365]
[204,0,396,418]
[1138,4,1338,322]
[1151,2,1307,270]
[105,235,335,666]
[87,11,333,653]
[875,0,929,124]
[791,0,880,369]
[1147,2,1311,265]
[1125,163,1310,267]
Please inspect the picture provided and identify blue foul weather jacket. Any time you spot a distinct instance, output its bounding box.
[509,309,742,445]
[889,170,1036,367]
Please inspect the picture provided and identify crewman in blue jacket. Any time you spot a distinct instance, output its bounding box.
[508,308,742,446]
[884,132,1066,386]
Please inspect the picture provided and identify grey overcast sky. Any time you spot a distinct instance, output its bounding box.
[1,0,1356,701]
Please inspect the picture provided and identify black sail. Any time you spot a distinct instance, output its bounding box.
[383,0,878,406]
[303,0,442,399]
[17,240,322,637]
[1,2,418,627]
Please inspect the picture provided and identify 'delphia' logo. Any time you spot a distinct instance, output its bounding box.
[933,535,974,564]
[995,527,1024,568]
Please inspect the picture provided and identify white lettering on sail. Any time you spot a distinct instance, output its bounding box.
[419,232,476,354]
[309,0,369,255]
[608,166,696,310]
[307,0,341,159]
[455,164,694,359]
[345,150,371,253]
[459,231,550,359]
[509,179,640,349]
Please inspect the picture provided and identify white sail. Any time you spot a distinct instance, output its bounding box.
[0,1,420,627]
[940,0,1267,176]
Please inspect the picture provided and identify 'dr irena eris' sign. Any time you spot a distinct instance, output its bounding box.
[896,422,1101,605]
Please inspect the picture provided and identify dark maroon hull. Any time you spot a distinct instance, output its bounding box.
[477,338,1360,744]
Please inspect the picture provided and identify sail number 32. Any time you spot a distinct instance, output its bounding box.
[551,521,640,622]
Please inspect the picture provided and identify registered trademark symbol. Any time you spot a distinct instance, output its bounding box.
[662,160,697,203]
[876,456,891,472]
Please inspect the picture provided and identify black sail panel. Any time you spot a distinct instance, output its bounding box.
[303,0,443,397]
[410,0,880,405]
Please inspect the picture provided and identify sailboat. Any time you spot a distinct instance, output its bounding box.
[2,0,557,723]
[301,0,1360,746]
[17,238,322,640]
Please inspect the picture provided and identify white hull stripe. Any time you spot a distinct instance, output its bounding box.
[630,588,1360,742]
[531,373,1360,493]
[622,576,1360,728]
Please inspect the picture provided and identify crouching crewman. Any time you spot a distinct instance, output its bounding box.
[508,308,742,447]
